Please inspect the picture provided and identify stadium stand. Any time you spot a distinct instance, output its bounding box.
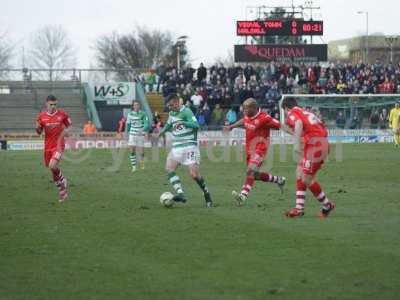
[0,81,87,131]
[138,61,400,129]
[1,61,399,131]
[145,92,168,122]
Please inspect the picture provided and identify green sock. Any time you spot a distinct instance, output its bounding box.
[168,171,184,194]
[129,152,136,167]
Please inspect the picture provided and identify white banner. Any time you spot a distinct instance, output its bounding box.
[89,82,136,105]
[7,141,44,150]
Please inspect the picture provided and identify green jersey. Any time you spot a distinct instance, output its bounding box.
[126,110,150,136]
[161,106,199,149]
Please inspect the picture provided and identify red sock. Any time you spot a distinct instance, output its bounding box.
[309,181,329,205]
[257,172,278,183]
[51,168,64,186]
[296,179,306,210]
[241,176,255,197]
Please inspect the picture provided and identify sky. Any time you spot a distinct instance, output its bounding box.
[1,0,399,68]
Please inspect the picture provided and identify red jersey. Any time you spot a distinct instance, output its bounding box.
[37,110,71,151]
[244,110,281,155]
[286,107,327,142]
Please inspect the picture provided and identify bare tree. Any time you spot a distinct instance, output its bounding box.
[137,27,173,67]
[94,26,178,80]
[214,50,235,67]
[28,25,77,80]
[0,31,13,78]
[164,38,189,69]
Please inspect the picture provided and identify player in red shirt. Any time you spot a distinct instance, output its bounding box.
[225,98,286,206]
[36,95,72,202]
[281,97,335,218]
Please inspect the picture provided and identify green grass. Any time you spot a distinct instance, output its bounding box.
[0,143,399,300]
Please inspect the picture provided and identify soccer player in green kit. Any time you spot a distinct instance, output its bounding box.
[156,94,213,208]
[126,101,150,172]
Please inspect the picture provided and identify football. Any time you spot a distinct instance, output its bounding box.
[160,192,174,208]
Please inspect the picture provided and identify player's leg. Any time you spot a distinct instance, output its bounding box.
[285,139,315,217]
[250,148,286,192]
[129,145,138,172]
[285,165,306,217]
[286,164,334,218]
[166,150,186,203]
[287,138,332,218]
[233,150,276,205]
[254,171,286,193]
[188,163,213,208]
[128,135,137,172]
[137,136,145,170]
[307,178,335,218]
[137,146,145,169]
[232,153,259,205]
[48,151,68,202]
[394,129,400,147]
[303,139,335,218]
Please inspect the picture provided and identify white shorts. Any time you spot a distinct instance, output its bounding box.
[128,135,145,147]
[167,146,200,166]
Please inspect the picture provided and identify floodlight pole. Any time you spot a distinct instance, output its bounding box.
[357,11,369,63]
[366,11,369,62]
[176,36,188,72]
[385,36,398,63]
[177,44,181,72]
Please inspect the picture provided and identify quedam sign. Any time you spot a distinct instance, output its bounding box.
[234,44,328,62]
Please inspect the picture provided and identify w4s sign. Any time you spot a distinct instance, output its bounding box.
[90,82,136,105]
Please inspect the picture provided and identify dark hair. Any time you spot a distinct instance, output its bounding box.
[281,97,297,109]
[46,95,57,102]
[167,93,179,102]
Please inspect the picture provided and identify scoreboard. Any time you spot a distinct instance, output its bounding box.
[237,19,323,36]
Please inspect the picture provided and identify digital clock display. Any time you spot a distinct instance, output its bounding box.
[302,21,323,34]
[237,19,323,36]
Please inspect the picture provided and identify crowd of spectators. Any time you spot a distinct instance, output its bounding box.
[138,61,400,129]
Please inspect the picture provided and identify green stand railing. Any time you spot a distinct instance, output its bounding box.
[135,82,154,126]
[82,83,102,130]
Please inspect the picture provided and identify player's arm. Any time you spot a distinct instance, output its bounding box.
[35,119,43,135]
[158,121,172,136]
[182,109,199,129]
[397,113,400,128]
[126,116,131,133]
[253,115,281,131]
[63,113,72,134]
[284,112,297,135]
[62,113,72,128]
[389,109,395,128]
[293,120,303,154]
[57,113,72,141]
[281,124,294,135]
[224,118,244,130]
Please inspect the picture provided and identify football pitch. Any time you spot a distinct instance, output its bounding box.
[0,143,399,300]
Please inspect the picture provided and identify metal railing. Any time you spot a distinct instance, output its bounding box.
[0,68,147,82]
